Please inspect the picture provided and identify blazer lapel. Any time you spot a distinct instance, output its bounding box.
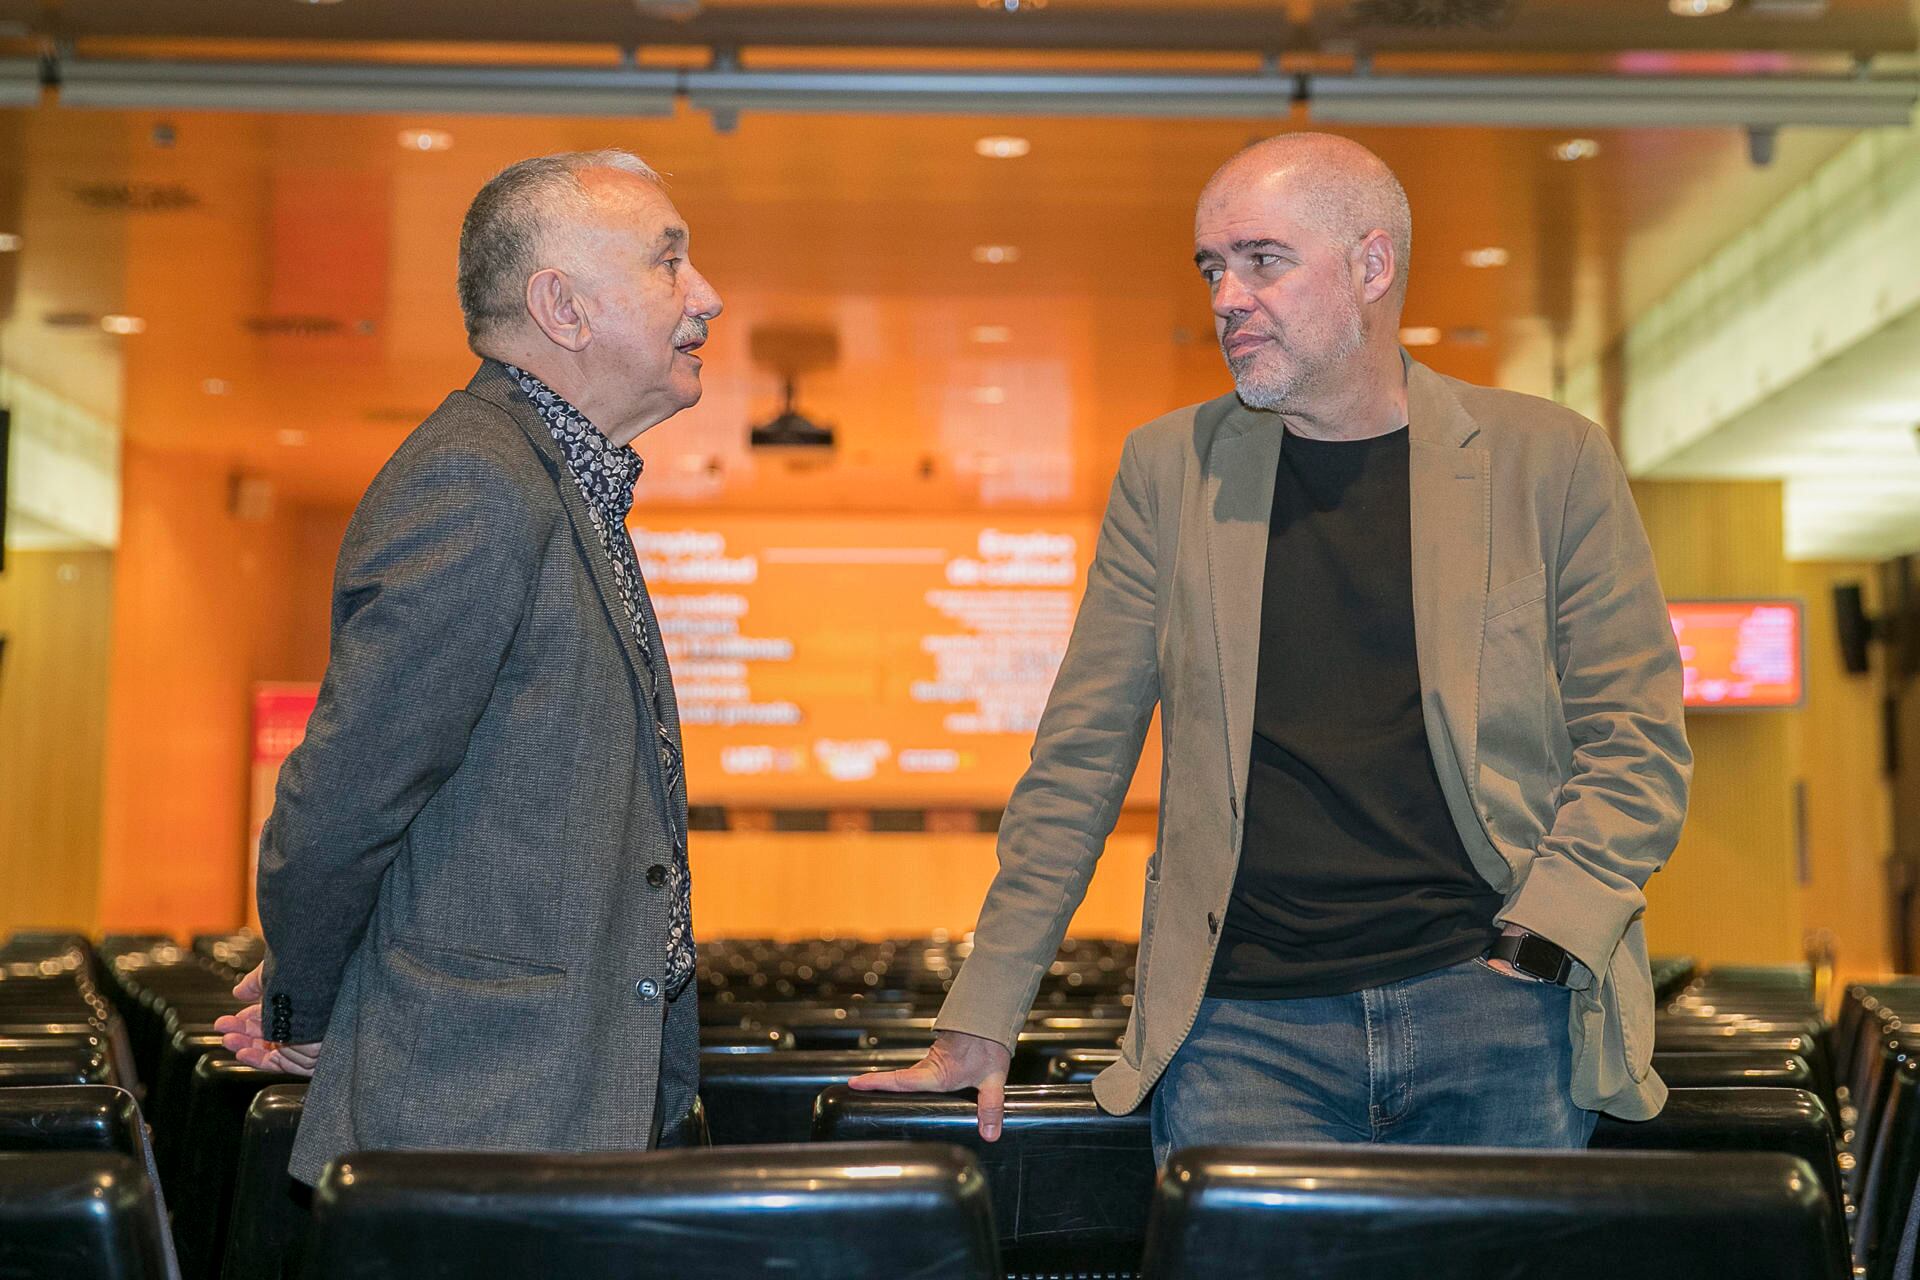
[1202,398,1285,821]
[464,360,658,708]
[1405,354,1491,802]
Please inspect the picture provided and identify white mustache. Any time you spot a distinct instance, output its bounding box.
[673,318,709,348]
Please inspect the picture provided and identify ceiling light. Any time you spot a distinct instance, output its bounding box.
[972,244,1020,264]
[277,428,309,447]
[1399,326,1442,347]
[1463,247,1510,268]
[974,135,1030,158]
[0,233,20,252]
[298,0,347,5]
[202,378,231,395]
[970,325,1012,344]
[971,387,1007,405]
[1554,138,1601,161]
[1669,0,1733,14]
[100,314,145,335]
[398,128,453,152]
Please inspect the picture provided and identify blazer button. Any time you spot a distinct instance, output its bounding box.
[646,864,668,889]
[1207,912,1219,935]
[635,977,661,1003]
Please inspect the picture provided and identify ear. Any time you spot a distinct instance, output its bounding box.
[525,267,593,353]
[1357,229,1397,305]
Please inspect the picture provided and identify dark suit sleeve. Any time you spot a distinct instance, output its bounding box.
[258,436,556,1043]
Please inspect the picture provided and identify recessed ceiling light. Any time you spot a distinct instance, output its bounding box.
[1669,0,1733,14]
[298,0,347,6]
[1399,326,1443,347]
[975,135,1030,159]
[100,314,146,335]
[202,378,231,395]
[971,244,1020,265]
[1554,138,1601,161]
[398,129,453,153]
[1462,247,1510,268]
[0,233,21,252]
[970,325,1013,344]
[277,428,309,447]
[971,386,1007,405]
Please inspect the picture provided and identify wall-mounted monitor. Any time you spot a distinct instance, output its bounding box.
[1669,598,1804,710]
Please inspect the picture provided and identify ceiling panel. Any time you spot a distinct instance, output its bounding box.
[0,101,1859,515]
[2,0,1911,54]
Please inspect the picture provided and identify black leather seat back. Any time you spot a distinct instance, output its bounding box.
[1591,1087,1841,1212]
[305,1143,998,1280]
[0,1151,176,1280]
[813,1083,1153,1278]
[1140,1146,1846,1280]
[220,1084,311,1280]
[698,1048,925,1144]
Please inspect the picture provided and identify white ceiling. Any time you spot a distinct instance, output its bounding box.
[1646,301,1920,561]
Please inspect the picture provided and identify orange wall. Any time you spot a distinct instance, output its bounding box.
[0,550,113,936]
[97,444,343,936]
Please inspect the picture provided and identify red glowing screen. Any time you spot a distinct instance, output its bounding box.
[1668,599,1803,710]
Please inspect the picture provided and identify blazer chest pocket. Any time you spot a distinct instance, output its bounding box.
[1485,564,1547,623]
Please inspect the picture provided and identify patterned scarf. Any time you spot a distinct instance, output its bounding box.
[507,364,695,997]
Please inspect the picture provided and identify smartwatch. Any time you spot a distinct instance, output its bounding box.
[1486,931,1575,986]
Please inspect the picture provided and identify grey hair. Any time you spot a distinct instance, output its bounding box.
[457,149,663,347]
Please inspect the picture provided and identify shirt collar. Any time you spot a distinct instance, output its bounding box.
[505,363,644,520]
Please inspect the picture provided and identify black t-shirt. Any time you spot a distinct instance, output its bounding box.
[1206,426,1502,1000]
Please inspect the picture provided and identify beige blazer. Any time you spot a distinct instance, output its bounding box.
[935,354,1692,1121]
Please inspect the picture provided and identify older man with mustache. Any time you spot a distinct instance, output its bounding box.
[855,133,1690,1165]
[217,149,722,1184]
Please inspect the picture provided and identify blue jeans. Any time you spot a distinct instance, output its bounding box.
[1150,957,1597,1166]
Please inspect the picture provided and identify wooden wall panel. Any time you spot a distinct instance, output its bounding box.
[1631,480,1801,968]
[0,550,113,935]
[1789,561,1895,981]
[690,831,1153,941]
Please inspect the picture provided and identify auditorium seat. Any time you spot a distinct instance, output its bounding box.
[1592,1087,1842,1213]
[304,1144,998,1280]
[813,1083,1154,1279]
[0,1151,178,1280]
[170,1057,303,1280]
[1651,1050,1816,1091]
[1043,1048,1122,1084]
[1138,1146,1847,1280]
[151,1029,231,1196]
[698,1025,796,1053]
[663,1093,713,1148]
[220,1085,310,1280]
[0,1084,150,1160]
[0,1034,115,1086]
[1854,1052,1920,1280]
[698,1048,926,1145]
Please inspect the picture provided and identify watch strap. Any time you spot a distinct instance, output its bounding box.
[1487,932,1575,986]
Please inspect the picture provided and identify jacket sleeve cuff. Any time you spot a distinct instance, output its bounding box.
[1496,852,1634,993]
[934,948,1045,1054]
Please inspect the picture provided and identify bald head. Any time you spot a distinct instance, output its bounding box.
[1200,133,1412,303]
[1192,133,1413,418]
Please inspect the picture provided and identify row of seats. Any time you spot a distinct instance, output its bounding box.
[0,931,1900,1280]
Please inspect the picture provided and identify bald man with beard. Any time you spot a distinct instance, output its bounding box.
[854,134,1691,1164]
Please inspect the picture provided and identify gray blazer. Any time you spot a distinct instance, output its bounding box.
[257,360,696,1185]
